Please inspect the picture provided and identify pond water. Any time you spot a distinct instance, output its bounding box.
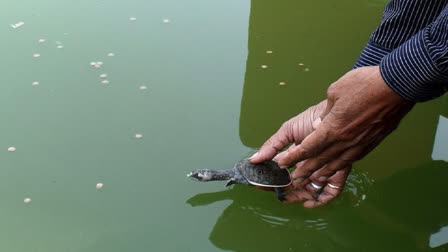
[1,0,447,251]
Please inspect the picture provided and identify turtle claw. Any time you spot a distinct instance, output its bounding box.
[274,187,286,202]
[225,178,237,187]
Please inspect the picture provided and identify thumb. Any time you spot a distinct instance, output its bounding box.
[249,121,294,164]
[319,98,334,120]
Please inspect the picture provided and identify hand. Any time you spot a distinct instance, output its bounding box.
[250,66,414,207]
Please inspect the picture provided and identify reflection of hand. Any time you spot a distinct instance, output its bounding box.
[250,66,414,207]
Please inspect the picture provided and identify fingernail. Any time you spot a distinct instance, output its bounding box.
[293,177,304,183]
[318,176,328,182]
[248,152,258,160]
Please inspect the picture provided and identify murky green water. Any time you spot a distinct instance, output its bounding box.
[1,0,447,251]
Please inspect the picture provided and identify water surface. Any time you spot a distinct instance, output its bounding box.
[0,0,447,251]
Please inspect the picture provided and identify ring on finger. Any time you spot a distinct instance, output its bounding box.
[327,183,341,189]
[310,182,323,190]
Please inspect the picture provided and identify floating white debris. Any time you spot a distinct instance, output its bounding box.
[96,183,103,189]
[266,50,273,54]
[261,65,268,69]
[107,52,115,57]
[304,68,310,72]
[32,81,39,86]
[99,74,107,78]
[33,53,40,58]
[10,21,24,29]
[38,39,45,43]
[101,80,109,85]
[139,85,147,91]
[8,147,16,152]
[298,63,305,66]
[279,82,286,86]
[57,45,63,49]
[24,198,31,204]
[163,19,170,23]
[130,17,137,22]
[135,134,143,139]
[90,62,103,69]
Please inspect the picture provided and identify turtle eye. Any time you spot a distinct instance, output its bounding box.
[256,169,263,175]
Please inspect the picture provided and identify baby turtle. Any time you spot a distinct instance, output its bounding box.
[187,159,291,201]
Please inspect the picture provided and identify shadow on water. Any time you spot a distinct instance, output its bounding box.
[187,161,448,252]
[185,0,448,251]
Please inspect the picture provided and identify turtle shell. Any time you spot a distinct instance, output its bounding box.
[235,159,291,187]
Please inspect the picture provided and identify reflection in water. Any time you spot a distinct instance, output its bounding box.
[188,161,448,251]
[216,0,448,250]
[432,115,448,162]
[430,225,448,248]
[186,170,374,251]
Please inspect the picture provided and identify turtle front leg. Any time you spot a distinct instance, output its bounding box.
[274,187,286,202]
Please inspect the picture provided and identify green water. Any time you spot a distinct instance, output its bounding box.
[0,0,447,251]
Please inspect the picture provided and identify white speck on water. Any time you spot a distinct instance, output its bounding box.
[266,50,273,54]
[261,65,268,69]
[130,17,137,22]
[32,81,39,86]
[279,82,286,86]
[57,45,63,49]
[24,198,31,204]
[38,39,45,43]
[90,62,103,68]
[107,53,115,57]
[361,194,366,200]
[8,147,16,152]
[139,85,147,91]
[101,80,109,85]
[298,63,305,66]
[96,183,103,189]
[99,74,107,78]
[135,134,143,139]
[33,53,40,58]
[10,21,24,29]
[163,19,170,23]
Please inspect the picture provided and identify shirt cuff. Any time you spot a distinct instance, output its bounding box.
[380,29,448,102]
[353,41,391,69]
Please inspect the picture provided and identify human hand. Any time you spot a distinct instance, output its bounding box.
[250,66,414,207]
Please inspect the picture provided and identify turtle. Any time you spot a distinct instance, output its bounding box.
[187,158,291,201]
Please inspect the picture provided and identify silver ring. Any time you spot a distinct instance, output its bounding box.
[310,182,322,190]
[327,183,341,189]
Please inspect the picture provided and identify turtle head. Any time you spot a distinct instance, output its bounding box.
[187,169,215,182]
[187,169,235,182]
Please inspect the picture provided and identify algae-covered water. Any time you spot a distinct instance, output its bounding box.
[1,0,447,251]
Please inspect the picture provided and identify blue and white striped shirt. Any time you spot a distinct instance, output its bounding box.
[354,0,448,102]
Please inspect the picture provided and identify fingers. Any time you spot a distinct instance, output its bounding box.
[276,124,332,168]
[285,166,351,207]
[248,121,295,164]
[319,96,334,119]
[303,167,351,208]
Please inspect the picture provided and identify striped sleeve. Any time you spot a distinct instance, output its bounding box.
[380,5,448,102]
[354,0,448,68]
